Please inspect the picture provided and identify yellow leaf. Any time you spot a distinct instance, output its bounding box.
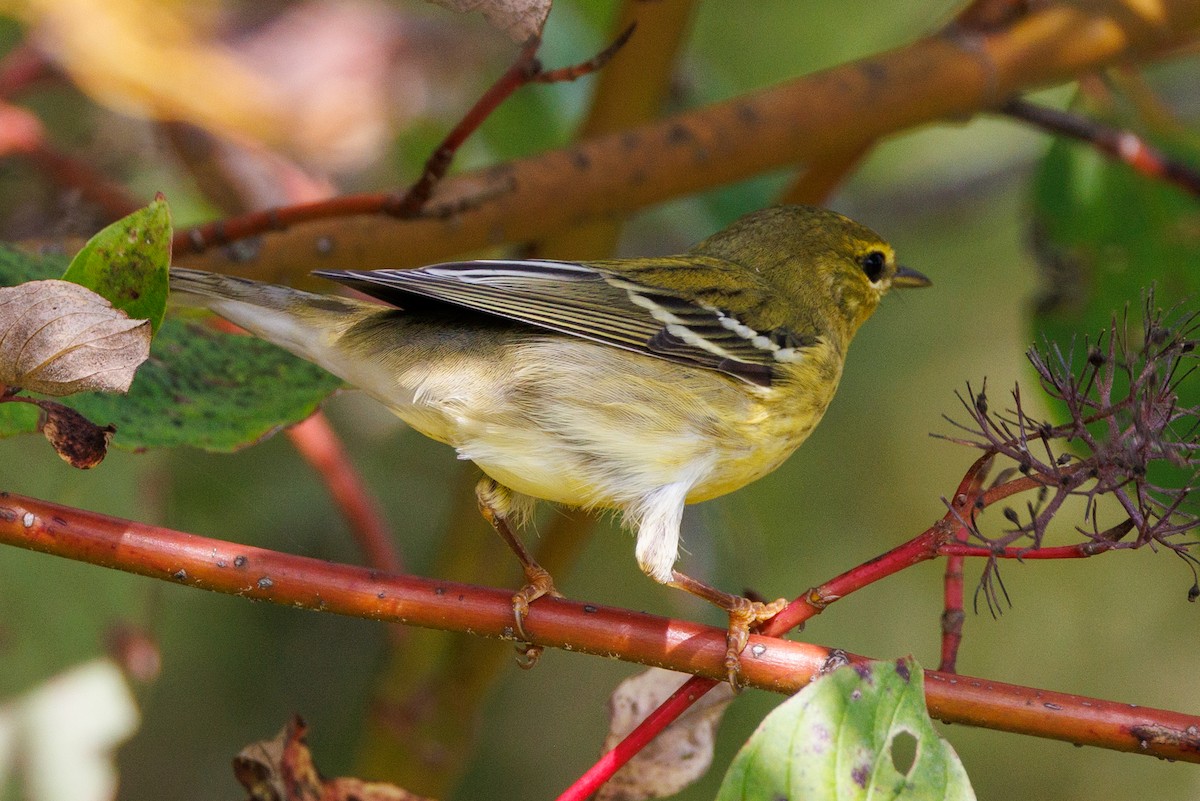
[3,0,288,144]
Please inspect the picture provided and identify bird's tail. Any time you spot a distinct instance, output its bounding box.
[169,267,375,366]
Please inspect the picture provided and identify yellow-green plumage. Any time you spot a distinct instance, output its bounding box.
[169,205,927,591]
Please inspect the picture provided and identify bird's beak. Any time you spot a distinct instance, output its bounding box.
[892,265,932,289]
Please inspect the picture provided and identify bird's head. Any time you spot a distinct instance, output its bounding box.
[691,205,930,342]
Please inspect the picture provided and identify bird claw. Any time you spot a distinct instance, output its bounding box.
[509,564,563,667]
[515,641,544,669]
[723,596,788,687]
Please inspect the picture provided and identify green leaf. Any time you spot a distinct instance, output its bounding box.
[1031,106,1200,341]
[0,244,344,451]
[716,658,975,801]
[0,242,66,285]
[62,193,172,333]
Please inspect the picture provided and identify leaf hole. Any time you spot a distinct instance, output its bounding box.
[889,729,919,776]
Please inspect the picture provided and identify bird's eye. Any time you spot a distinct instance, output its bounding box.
[861,250,886,283]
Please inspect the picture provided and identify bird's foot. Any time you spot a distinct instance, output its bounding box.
[723,596,788,688]
[668,570,788,688]
[508,563,563,669]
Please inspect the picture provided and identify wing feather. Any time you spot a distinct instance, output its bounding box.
[314,260,814,387]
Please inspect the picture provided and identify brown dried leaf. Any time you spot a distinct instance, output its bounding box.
[37,399,116,468]
[233,724,287,801]
[234,717,437,801]
[0,280,150,396]
[598,669,734,801]
[425,0,549,42]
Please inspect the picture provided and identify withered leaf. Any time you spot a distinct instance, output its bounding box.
[36,399,117,468]
[0,279,151,396]
[425,0,550,42]
[598,669,734,801]
[234,716,437,801]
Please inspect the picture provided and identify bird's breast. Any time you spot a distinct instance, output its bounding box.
[683,345,844,503]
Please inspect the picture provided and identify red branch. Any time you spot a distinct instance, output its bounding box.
[0,42,54,99]
[940,546,967,673]
[0,489,1197,773]
[938,542,1120,558]
[1002,97,1200,197]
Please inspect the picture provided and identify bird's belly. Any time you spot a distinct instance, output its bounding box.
[457,386,828,510]
[371,337,840,511]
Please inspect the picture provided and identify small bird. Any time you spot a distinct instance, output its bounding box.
[170,205,929,682]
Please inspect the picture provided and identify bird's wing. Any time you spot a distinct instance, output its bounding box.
[314,260,816,387]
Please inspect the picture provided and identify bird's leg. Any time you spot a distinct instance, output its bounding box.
[668,570,787,687]
[475,477,562,650]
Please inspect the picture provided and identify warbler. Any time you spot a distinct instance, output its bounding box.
[169,205,929,681]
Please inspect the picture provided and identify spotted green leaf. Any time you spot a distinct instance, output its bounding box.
[716,658,974,801]
[62,194,172,334]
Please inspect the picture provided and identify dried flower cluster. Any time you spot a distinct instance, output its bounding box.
[941,292,1200,608]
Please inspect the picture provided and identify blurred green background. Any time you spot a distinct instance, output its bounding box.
[1,1,1199,800]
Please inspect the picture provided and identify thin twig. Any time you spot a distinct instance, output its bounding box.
[385,35,542,217]
[387,24,634,216]
[173,27,634,254]
[1001,97,1200,197]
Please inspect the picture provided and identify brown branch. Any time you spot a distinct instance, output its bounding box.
[173,0,1200,277]
[534,0,697,260]
[8,137,142,222]
[952,0,1032,32]
[2,490,1199,763]
[776,141,873,206]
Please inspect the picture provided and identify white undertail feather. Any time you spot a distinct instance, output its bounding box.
[631,482,688,583]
